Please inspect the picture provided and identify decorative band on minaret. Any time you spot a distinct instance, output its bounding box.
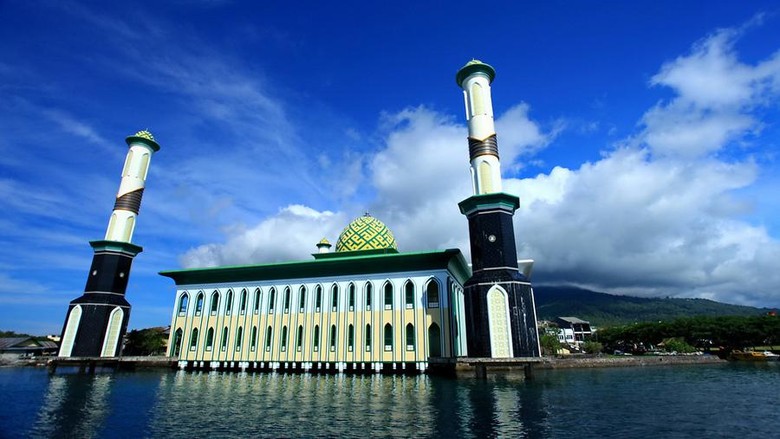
[58,130,160,358]
[456,60,541,358]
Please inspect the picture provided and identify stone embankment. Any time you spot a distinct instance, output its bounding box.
[538,354,725,369]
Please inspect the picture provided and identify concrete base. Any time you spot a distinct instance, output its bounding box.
[428,356,542,379]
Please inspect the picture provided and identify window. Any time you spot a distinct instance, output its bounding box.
[406,323,415,351]
[281,326,288,352]
[178,293,189,315]
[205,327,214,351]
[195,292,204,315]
[365,324,371,352]
[384,323,393,351]
[265,326,273,352]
[330,325,337,352]
[428,323,441,357]
[210,291,219,315]
[189,327,198,351]
[296,325,303,351]
[427,280,439,308]
[250,326,257,352]
[253,288,261,314]
[331,284,339,312]
[365,283,372,310]
[239,289,247,314]
[348,283,355,311]
[284,287,291,313]
[298,286,306,312]
[221,327,228,351]
[171,328,182,357]
[225,290,233,315]
[384,282,393,310]
[313,325,320,352]
[404,281,414,309]
[348,324,354,352]
[235,326,243,352]
[269,288,276,314]
[315,285,322,312]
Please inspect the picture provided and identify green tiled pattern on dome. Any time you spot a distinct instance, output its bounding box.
[336,216,398,252]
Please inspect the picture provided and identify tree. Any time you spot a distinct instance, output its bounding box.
[123,328,166,356]
[582,340,603,354]
[539,334,562,356]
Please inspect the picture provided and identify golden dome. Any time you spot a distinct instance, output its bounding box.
[335,214,398,253]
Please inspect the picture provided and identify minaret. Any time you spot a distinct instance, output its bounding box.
[456,60,541,358]
[58,130,161,358]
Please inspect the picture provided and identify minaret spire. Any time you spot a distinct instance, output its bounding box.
[58,130,161,358]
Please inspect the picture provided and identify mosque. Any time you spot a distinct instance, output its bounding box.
[57,60,541,373]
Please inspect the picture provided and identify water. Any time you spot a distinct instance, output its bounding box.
[1,363,778,438]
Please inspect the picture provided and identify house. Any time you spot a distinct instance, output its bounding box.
[554,317,593,345]
[0,337,59,359]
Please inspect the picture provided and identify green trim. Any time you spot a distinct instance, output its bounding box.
[456,60,496,86]
[458,192,520,216]
[126,135,161,152]
[89,240,143,256]
[160,249,471,286]
[313,247,399,260]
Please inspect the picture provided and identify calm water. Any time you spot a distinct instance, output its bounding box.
[1,363,778,438]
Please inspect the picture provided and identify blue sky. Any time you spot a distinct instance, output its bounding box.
[1,1,779,334]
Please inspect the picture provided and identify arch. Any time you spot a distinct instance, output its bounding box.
[122,216,134,242]
[348,324,354,352]
[178,293,189,315]
[284,287,291,313]
[426,279,440,308]
[365,323,372,352]
[383,281,393,310]
[100,307,124,357]
[329,325,337,351]
[296,325,303,351]
[331,284,339,311]
[404,280,414,309]
[478,160,494,194]
[384,323,393,351]
[138,152,150,180]
[239,289,248,314]
[105,214,117,242]
[170,327,183,357]
[281,326,288,351]
[298,286,307,312]
[315,285,323,311]
[195,292,204,315]
[235,326,243,352]
[313,325,320,351]
[405,323,415,351]
[365,282,373,310]
[221,326,229,351]
[205,327,215,351]
[428,323,441,357]
[265,326,273,351]
[250,326,258,351]
[487,285,513,358]
[122,150,134,176]
[269,288,276,313]
[253,288,261,314]
[210,290,220,315]
[59,305,82,357]
[348,283,356,310]
[471,82,486,116]
[189,327,199,351]
[225,289,233,315]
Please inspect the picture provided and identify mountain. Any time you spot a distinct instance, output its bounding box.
[533,286,769,327]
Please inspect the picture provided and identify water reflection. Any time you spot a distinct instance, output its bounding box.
[30,374,113,438]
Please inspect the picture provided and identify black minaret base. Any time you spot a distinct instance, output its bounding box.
[459,193,541,358]
[59,240,141,357]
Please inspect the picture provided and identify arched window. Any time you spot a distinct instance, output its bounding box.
[253,288,261,314]
[313,325,320,352]
[178,293,189,315]
[384,282,393,310]
[205,327,214,351]
[365,324,371,352]
[427,280,439,308]
[330,325,337,352]
[221,327,228,351]
[250,326,257,352]
[239,289,247,314]
[210,291,219,315]
[348,283,355,311]
[471,82,486,116]
[478,160,493,194]
[225,290,233,315]
[348,324,354,352]
[296,325,303,351]
[405,281,414,309]
[171,328,182,357]
[138,153,150,180]
[195,292,204,315]
[284,287,291,313]
[122,150,134,177]
[331,284,339,311]
[101,307,124,357]
[298,286,307,312]
[428,323,441,357]
[189,327,198,351]
[365,282,372,310]
[315,285,322,311]
[281,326,288,352]
[265,326,273,352]
[269,288,276,313]
[384,323,393,351]
[406,323,415,351]
[235,326,243,352]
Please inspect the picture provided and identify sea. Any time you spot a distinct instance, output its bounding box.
[1,362,777,438]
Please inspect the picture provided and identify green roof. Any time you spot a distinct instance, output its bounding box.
[160,248,471,286]
[456,59,496,86]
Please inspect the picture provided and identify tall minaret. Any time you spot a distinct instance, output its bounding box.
[456,60,541,358]
[58,130,161,358]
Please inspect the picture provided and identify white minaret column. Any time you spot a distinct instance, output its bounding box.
[104,130,160,242]
[456,60,503,195]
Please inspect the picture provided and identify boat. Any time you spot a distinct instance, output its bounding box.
[762,351,780,361]
[729,350,770,361]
